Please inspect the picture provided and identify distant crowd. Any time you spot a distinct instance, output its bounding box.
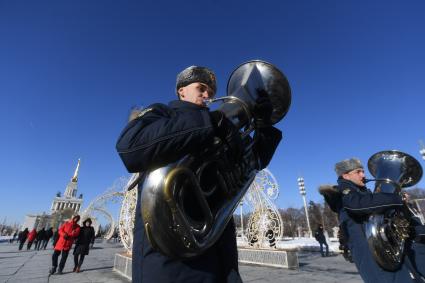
[10,216,118,275]
[14,227,56,250]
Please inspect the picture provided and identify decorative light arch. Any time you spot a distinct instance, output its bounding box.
[80,177,127,239]
[244,168,283,248]
[118,173,139,253]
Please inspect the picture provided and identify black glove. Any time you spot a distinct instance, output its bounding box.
[210,110,243,160]
[254,89,273,128]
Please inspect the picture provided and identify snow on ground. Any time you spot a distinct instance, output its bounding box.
[237,237,341,253]
[0,236,12,243]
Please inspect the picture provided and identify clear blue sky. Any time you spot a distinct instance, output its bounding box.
[1,0,424,224]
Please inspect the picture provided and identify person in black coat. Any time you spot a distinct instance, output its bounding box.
[314,224,329,257]
[42,228,54,250]
[73,218,95,273]
[10,231,17,243]
[116,65,282,283]
[321,157,425,283]
[18,228,29,250]
[35,228,46,250]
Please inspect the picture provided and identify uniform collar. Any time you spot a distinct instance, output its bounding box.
[168,100,209,110]
[337,177,368,191]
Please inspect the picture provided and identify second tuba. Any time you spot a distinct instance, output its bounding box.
[365,150,423,271]
[140,60,291,258]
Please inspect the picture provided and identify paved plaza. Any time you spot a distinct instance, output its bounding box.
[0,240,362,283]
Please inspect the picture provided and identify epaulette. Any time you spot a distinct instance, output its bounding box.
[137,107,154,118]
[318,184,341,213]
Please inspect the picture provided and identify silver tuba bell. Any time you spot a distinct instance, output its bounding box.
[365,150,423,271]
[140,60,291,258]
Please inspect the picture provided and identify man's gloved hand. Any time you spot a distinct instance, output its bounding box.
[254,88,273,128]
[210,110,243,160]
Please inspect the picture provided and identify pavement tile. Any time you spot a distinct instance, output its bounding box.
[0,240,362,283]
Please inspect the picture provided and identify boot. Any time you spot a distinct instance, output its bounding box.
[76,266,80,273]
[57,269,63,275]
[73,266,77,272]
[49,267,56,275]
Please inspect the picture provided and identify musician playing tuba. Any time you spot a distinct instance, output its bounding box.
[321,157,425,283]
[116,65,282,283]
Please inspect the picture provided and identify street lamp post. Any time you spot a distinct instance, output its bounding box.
[240,201,244,240]
[297,177,312,238]
[419,140,425,161]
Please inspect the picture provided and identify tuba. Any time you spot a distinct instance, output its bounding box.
[365,150,423,271]
[140,60,291,258]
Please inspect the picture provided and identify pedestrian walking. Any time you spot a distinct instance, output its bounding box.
[35,228,46,250]
[26,228,37,250]
[10,231,17,243]
[73,218,95,273]
[314,224,329,257]
[18,228,28,250]
[49,215,81,275]
[112,231,119,243]
[42,227,53,249]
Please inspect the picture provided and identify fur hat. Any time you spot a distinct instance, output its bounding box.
[334,158,363,176]
[176,66,216,96]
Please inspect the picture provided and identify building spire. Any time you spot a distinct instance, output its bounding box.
[71,158,81,183]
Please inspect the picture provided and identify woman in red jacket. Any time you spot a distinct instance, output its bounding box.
[49,215,81,275]
[26,228,37,250]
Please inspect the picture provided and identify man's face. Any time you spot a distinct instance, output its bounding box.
[342,168,366,186]
[178,82,215,106]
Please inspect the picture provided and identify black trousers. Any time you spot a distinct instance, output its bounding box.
[52,250,69,271]
[35,240,42,250]
[18,240,25,250]
[42,239,49,249]
[319,241,329,256]
[27,241,34,250]
[74,254,85,268]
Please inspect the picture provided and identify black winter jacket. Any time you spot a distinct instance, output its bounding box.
[336,178,425,283]
[116,100,282,283]
[73,226,95,256]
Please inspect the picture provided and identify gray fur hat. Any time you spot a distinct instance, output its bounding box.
[176,66,217,96]
[334,158,363,176]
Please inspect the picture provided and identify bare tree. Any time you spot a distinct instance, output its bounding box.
[279,207,305,238]
[308,201,324,232]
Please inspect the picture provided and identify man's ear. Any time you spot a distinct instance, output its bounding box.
[177,87,184,99]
